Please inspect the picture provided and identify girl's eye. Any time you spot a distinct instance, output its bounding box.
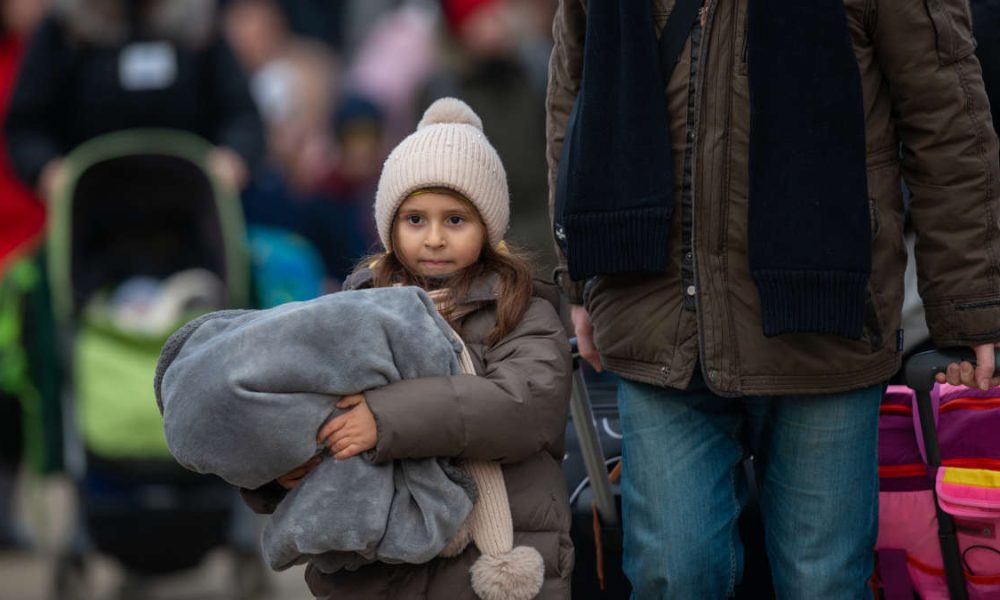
[405,215,423,225]
[447,215,465,225]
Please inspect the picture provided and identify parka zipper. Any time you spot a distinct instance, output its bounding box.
[691,0,728,394]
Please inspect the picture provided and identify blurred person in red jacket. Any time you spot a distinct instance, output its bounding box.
[0,0,47,551]
[0,0,45,272]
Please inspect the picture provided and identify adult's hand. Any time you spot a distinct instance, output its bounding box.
[571,304,603,372]
[207,146,249,191]
[934,342,1000,390]
[37,157,67,202]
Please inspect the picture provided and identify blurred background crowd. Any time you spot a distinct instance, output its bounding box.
[0,0,557,597]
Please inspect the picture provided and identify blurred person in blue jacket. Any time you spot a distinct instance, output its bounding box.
[3,0,264,200]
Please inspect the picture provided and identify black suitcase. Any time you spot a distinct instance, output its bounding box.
[564,352,775,599]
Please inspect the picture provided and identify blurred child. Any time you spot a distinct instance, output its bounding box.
[417,0,554,274]
[251,97,574,599]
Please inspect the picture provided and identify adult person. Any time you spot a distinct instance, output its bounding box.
[546,0,1000,597]
[4,0,264,198]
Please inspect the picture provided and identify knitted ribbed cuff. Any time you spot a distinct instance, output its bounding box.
[564,206,672,280]
[753,269,869,338]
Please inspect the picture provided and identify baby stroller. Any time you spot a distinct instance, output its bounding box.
[45,129,265,599]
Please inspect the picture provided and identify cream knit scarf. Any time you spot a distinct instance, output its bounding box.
[428,289,544,600]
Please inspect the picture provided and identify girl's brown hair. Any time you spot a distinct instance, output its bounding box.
[354,191,535,344]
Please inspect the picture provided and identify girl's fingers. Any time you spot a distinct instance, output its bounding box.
[336,394,362,409]
[326,431,352,453]
[335,444,359,461]
[317,415,347,443]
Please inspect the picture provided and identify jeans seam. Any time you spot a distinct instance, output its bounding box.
[726,417,743,598]
[726,463,738,596]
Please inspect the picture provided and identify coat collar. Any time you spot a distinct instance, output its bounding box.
[344,268,500,306]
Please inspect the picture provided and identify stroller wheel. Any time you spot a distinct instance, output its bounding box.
[230,551,269,600]
[50,551,89,600]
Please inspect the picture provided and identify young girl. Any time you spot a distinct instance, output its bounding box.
[243,97,574,599]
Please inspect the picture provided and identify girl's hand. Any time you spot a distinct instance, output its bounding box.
[276,454,322,490]
[317,393,378,460]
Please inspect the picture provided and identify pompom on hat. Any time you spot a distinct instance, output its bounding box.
[374,97,509,252]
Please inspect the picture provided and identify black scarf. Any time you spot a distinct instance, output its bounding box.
[555,0,871,339]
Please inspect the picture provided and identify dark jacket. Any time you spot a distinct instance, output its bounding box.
[4,13,263,186]
[243,272,574,599]
[547,0,1000,396]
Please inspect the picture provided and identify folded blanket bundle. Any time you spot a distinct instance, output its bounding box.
[154,287,474,571]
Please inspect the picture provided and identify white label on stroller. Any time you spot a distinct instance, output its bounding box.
[119,42,177,91]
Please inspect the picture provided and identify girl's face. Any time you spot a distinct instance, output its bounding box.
[393,191,485,278]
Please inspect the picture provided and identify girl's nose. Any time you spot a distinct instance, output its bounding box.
[425,225,446,247]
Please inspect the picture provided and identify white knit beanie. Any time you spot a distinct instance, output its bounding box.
[374,97,509,251]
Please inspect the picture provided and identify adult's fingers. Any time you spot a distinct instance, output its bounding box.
[578,333,603,372]
[571,305,603,372]
[974,343,997,390]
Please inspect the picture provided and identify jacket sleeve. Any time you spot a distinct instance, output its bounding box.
[206,38,265,169]
[3,17,69,187]
[545,0,587,299]
[363,298,571,464]
[873,0,1000,347]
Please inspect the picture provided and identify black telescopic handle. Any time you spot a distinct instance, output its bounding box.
[568,338,618,526]
[904,348,1000,393]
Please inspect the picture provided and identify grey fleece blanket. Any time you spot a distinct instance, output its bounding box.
[154,287,475,572]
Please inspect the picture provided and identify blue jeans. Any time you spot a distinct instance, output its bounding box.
[617,373,881,599]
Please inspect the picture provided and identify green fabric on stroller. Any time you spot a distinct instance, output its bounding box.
[74,318,173,460]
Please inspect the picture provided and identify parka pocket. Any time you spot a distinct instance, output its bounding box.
[924,0,977,65]
[735,3,748,76]
[868,198,881,241]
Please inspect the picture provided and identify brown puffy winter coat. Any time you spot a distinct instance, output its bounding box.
[547,0,1000,396]
[243,272,574,600]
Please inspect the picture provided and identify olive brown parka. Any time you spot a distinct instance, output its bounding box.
[547,0,1000,396]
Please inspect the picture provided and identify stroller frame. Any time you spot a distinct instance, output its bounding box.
[44,129,262,599]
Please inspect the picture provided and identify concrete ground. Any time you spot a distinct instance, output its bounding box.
[0,475,313,600]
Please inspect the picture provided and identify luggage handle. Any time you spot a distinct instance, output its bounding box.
[569,338,619,527]
[901,348,1000,600]
[904,347,999,393]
